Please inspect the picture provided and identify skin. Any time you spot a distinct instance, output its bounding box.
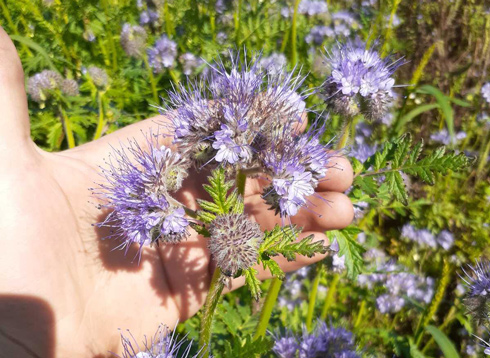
[0,27,354,357]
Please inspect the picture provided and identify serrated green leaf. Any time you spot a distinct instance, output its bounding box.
[386,171,408,204]
[351,157,364,175]
[353,175,378,196]
[259,257,285,279]
[196,210,216,224]
[260,225,298,253]
[266,234,327,261]
[327,227,365,279]
[407,140,424,165]
[244,268,261,301]
[393,134,412,168]
[425,325,460,358]
[196,199,222,215]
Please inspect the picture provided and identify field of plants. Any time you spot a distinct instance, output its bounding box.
[1,0,490,357]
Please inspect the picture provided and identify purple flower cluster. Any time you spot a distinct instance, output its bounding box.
[305,12,359,45]
[140,10,159,26]
[93,137,190,258]
[430,128,467,146]
[179,53,203,76]
[322,41,403,120]
[260,53,287,75]
[273,322,361,358]
[482,82,490,104]
[298,0,328,16]
[120,23,147,58]
[461,261,490,322]
[358,257,435,314]
[161,53,328,218]
[147,35,178,72]
[27,70,79,102]
[115,324,207,358]
[401,224,454,250]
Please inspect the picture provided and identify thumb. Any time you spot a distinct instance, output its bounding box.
[0,26,31,153]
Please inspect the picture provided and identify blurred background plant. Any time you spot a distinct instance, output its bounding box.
[1,0,489,356]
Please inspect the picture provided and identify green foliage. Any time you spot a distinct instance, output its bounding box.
[354,133,472,204]
[425,325,461,358]
[326,227,366,280]
[197,168,243,224]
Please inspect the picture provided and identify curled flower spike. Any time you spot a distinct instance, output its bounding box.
[461,260,490,323]
[261,122,336,218]
[160,51,309,170]
[321,40,404,120]
[92,135,190,259]
[208,213,264,277]
[120,23,147,58]
[114,324,208,358]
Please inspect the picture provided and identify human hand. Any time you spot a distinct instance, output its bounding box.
[0,27,353,357]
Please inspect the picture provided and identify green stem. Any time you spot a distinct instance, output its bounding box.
[93,92,105,140]
[199,267,224,357]
[415,259,451,347]
[354,300,366,329]
[164,0,174,36]
[336,121,351,150]
[101,0,118,71]
[320,274,340,319]
[476,131,490,178]
[234,0,242,46]
[59,104,75,148]
[290,0,300,65]
[236,170,247,196]
[169,69,180,85]
[306,265,323,331]
[143,55,159,104]
[253,277,283,340]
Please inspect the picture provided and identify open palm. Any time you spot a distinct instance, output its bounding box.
[0,28,354,358]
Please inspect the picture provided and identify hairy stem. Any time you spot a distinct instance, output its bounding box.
[143,55,160,104]
[199,267,224,357]
[59,104,75,148]
[320,274,340,319]
[290,0,300,65]
[93,92,105,140]
[253,277,283,340]
[306,265,323,331]
[236,170,247,196]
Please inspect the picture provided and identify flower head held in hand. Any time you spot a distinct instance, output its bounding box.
[321,41,404,120]
[208,213,264,277]
[161,51,308,170]
[116,324,207,358]
[92,135,190,259]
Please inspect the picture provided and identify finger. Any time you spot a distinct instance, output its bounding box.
[0,27,31,153]
[247,191,354,233]
[317,155,353,193]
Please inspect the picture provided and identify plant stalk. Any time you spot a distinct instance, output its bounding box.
[199,267,224,357]
[320,274,340,319]
[253,277,283,340]
[236,170,247,196]
[143,55,160,103]
[290,0,301,65]
[306,265,323,331]
[93,92,105,140]
[59,104,75,148]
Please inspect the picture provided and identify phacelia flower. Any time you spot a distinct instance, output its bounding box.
[430,128,467,146]
[87,66,109,88]
[461,260,490,323]
[298,0,328,16]
[208,213,264,277]
[436,230,454,250]
[261,124,335,217]
[93,136,190,259]
[272,322,361,358]
[115,324,207,358]
[321,41,404,120]
[482,82,490,104]
[260,53,287,75]
[179,53,202,76]
[120,23,147,58]
[147,35,177,73]
[161,52,308,171]
[27,70,63,102]
[139,10,159,26]
[60,79,79,97]
[401,224,437,248]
